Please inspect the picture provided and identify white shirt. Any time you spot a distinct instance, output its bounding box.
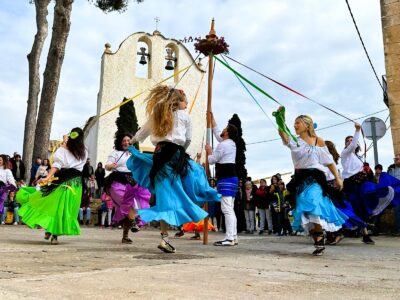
[285,137,334,175]
[0,167,16,187]
[389,166,400,180]
[208,126,236,165]
[106,150,130,172]
[52,147,88,171]
[134,110,192,147]
[341,130,363,179]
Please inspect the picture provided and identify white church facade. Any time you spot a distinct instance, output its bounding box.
[84,30,207,165]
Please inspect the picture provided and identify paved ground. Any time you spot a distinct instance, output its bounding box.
[0,225,399,299]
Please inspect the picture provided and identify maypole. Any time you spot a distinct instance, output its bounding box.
[195,19,229,245]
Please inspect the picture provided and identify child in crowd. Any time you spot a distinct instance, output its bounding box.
[100,192,113,228]
[1,191,19,225]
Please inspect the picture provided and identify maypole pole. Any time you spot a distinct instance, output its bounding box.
[204,19,217,245]
[195,18,229,245]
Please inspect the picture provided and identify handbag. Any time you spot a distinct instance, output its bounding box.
[5,211,14,224]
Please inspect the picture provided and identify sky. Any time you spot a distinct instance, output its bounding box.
[0,0,392,179]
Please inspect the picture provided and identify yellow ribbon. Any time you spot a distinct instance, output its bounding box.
[189,65,207,115]
[39,177,59,187]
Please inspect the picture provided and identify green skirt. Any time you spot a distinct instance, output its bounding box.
[17,177,82,236]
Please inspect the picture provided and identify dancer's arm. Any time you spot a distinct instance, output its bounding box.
[130,120,152,144]
[327,163,343,190]
[210,112,223,142]
[342,123,361,156]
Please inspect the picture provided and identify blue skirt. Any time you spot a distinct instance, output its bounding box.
[217,177,238,197]
[126,146,221,226]
[344,172,399,220]
[293,182,348,233]
[334,200,367,230]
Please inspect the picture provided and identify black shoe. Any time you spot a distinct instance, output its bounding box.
[312,247,325,256]
[268,231,272,235]
[122,237,133,244]
[258,230,264,235]
[362,235,375,245]
[79,220,83,225]
[174,230,184,238]
[130,224,140,233]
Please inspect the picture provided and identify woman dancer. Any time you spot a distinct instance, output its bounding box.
[0,155,17,220]
[324,140,368,245]
[17,128,87,244]
[276,107,347,256]
[341,123,400,244]
[105,133,151,244]
[127,85,220,253]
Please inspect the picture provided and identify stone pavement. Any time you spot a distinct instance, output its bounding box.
[0,225,399,299]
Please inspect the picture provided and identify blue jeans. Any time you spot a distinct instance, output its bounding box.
[79,208,91,223]
[1,207,19,223]
[394,205,400,233]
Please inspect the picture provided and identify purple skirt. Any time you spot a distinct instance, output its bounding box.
[108,182,151,225]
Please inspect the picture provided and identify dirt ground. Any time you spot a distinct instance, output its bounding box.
[0,225,399,299]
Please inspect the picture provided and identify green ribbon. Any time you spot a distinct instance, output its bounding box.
[213,54,298,144]
[272,107,298,145]
[213,55,280,105]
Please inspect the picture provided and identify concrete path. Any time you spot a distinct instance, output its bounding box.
[0,225,399,299]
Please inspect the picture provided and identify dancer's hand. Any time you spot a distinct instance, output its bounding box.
[335,178,343,191]
[205,144,212,155]
[354,122,361,131]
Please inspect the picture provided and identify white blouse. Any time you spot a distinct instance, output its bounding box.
[106,150,130,172]
[340,130,363,179]
[285,137,334,174]
[52,147,88,171]
[134,110,192,147]
[0,167,16,186]
[208,125,236,165]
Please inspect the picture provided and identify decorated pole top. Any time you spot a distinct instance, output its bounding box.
[195,19,229,56]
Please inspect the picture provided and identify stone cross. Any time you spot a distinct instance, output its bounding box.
[154,17,160,31]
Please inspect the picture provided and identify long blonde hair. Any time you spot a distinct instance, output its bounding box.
[296,115,317,138]
[145,85,187,137]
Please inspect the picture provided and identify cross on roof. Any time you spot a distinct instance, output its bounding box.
[154,17,160,31]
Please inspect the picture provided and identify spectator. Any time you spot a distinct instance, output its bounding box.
[11,153,25,182]
[254,178,273,235]
[388,153,400,235]
[79,190,91,225]
[100,192,113,228]
[82,158,94,191]
[30,157,41,185]
[95,162,106,198]
[374,164,383,183]
[1,191,19,225]
[234,179,246,233]
[0,154,17,221]
[87,174,98,199]
[269,175,280,233]
[243,181,256,234]
[35,158,50,181]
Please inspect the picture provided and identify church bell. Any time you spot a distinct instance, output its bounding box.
[165,60,174,70]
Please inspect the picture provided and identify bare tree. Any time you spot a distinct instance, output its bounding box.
[23,0,51,183]
[33,0,73,161]
[24,0,144,175]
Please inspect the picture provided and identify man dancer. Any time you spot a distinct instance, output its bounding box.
[206,114,238,246]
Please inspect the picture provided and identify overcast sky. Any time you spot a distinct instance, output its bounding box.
[0,0,392,179]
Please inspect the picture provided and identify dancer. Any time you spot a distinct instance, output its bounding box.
[324,140,368,245]
[127,85,220,253]
[105,133,151,244]
[206,114,239,246]
[341,123,400,244]
[16,128,87,244]
[276,107,347,256]
[0,155,17,222]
